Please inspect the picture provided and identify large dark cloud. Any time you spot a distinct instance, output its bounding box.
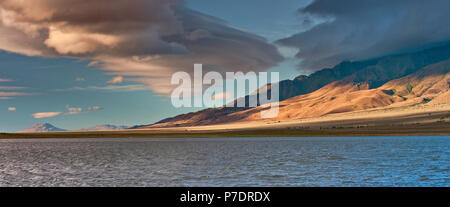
[277,0,450,70]
[0,0,283,94]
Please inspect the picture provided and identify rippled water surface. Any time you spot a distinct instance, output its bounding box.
[0,136,449,186]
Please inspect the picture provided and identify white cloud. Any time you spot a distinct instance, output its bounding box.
[65,105,83,115]
[0,92,32,96]
[87,61,100,67]
[107,76,124,84]
[0,78,12,82]
[87,106,103,111]
[0,86,26,90]
[55,84,148,92]
[33,105,104,117]
[32,112,62,119]
[45,29,121,54]
[8,107,16,111]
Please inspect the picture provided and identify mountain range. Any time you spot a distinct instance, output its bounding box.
[19,124,129,133]
[144,44,450,128]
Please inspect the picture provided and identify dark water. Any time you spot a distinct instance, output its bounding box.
[0,136,449,187]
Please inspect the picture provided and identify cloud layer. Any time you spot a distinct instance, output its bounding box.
[107,76,124,84]
[0,0,283,95]
[0,91,32,99]
[277,0,450,70]
[0,78,12,82]
[0,77,31,99]
[65,106,83,115]
[32,112,62,119]
[32,105,104,118]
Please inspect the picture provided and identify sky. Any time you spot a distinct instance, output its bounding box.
[1,0,449,132]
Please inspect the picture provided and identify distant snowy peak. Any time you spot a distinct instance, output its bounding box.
[19,123,67,132]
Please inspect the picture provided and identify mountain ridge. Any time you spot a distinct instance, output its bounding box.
[144,44,450,128]
[18,124,129,132]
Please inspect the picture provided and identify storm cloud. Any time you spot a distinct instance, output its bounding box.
[0,0,283,94]
[277,0,450,70]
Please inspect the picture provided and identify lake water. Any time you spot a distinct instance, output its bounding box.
[0,136,448,187]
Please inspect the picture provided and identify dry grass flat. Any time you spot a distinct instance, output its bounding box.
[1,118,449,139]
[1,122,449,139]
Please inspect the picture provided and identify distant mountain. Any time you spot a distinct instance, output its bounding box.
[19,123,67,132]
[18,124,129,132]
[143,44,450,128]
[79,124,128,131]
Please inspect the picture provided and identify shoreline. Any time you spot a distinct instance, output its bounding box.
[1,122,449,139]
